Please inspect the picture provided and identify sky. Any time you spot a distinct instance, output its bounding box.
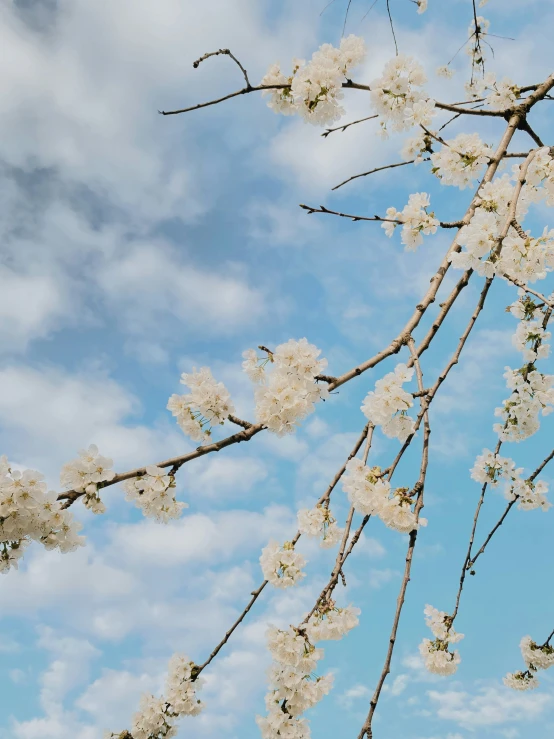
[1,0,554,737]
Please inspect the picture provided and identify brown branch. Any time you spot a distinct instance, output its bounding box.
[332,159,424,191]
[358,340,430,739]
[518,118,545,147]
[303,426,375,622]
[467,446,554,576]
[228,414,253,429]
[192,48,251,88]
[322,114,378,138]
[193,423,371,676]
[62,76,554,513]
[299,202,460,229]
[387,277,494,480]
[451,439,502,621]
[505,275,553,304]
[159,83,288,116]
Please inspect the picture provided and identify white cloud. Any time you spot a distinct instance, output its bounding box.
[0,363,184,479]
[0,266,69,351]
[183,456,268,500]
[97,242,267,337]
[427,684,553,728]
[338,683,371,708]
[76,669,159,733]
[390,673,409,696]
[109,504,295,569]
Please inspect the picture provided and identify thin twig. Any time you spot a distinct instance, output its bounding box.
[358,340,430,739]
[194,423,370,676]
[332,159,422,191]
[322,114,378,138]
[192,48,251,88]
[386,0,398,55]
[299,202,460,229]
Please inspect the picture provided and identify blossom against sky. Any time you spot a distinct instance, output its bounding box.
[1,1,554,738]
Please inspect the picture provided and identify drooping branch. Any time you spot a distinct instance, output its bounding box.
[193,423,371,676]
[357,339,430,739]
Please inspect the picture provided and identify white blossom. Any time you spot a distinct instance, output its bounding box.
[379,489,427,533]
[361,363,415,441]
[494,367,554,442]
[0,457,84,573]
[266,627,323,672]
[261,59,303,115]
[60,444,115,500]
[242,348,268,383]
[252,339,329,436]
[297,505,344,548]
[342,458,391,516]
[470,448,522,487]
[370,54,435,135]
[262,36,366,126]
[382,192,439,250]
[431,133,492,189]
[122,653,204,739]
[503,670,539,690]
[520,636,554,670]
[401,131,430,164]
[123,466,187,522]
[424,605,464,643]
[507,478,551,511]
[419,638,461,675]
[167,367,235,443]
[416,0,428,13]
[306,602,360,642]
[260,540,307,588]
[512,320,550,363]
[436,65,455,79]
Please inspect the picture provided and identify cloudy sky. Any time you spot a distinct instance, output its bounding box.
[1,0,554,737]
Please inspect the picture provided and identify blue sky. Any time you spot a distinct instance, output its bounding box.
[1,0,554,737]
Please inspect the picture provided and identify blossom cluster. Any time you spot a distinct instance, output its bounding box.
[401,130,431,164]
[258,601,359,737]
[430,133,492,190]
[244,339,329,436]
[370,54,435,136]
[260,540,307,588]
[0,456,84,574]
[419,604,464,676]
[526,147,554,207]
[107,654,204,738]
[60,444,114,514]
[167,367,235,443]
[342,458,426,534]
[123,466,187,522]
[504,636,554,691]
[471,448,522,488]
[471,448,551,512]
[297,505,344,548]
[361,363,416,441]
[306,600,360,642]
[382,192,439,250]
[466,71,520,111]
[449,161,554,282]
[494,295,554,442]
[257,626,332,739]
[261,35,366,125]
